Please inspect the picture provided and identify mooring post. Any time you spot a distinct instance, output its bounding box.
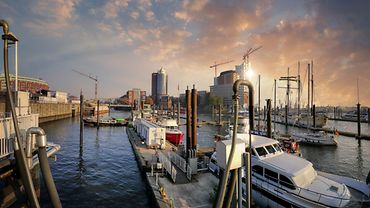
[191,85,197,150]
[97,100,100,129]
[285,104,288,133]
[357,103,361,138]
[186,87,191,159]
[218,104,221,125]
[177,98,180,125]
[313,104,316,128]
[80,91,84,149]
[368,107,370,124]
[266,99,272,138]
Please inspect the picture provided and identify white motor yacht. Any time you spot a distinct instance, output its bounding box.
[213,132,351,207]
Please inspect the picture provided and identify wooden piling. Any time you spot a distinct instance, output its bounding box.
[266,99,272,138]
[191,86,197,150]
[186,87,191,159]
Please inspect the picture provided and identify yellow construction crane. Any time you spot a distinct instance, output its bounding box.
[72,69,98,101]
[210,60,234,77]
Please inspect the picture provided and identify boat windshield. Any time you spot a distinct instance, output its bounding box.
[255,147,268,157]
[273,143,282,152]
[265,145,276,154]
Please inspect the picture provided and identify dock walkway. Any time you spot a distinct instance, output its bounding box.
[126,127,218,208]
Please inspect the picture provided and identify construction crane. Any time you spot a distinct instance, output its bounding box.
[72,69,98,101]
[210,60,234,77]
[243,46,262,64]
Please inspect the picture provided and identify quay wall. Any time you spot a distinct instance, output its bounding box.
[30,103,80,123]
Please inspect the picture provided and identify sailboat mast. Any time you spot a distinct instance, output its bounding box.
[307,63,311,115]
[311,60,314,110]
[258,74,261,133]
[298,61,301,116]
[274,79,276,133]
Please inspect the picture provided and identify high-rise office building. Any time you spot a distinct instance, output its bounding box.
[151,67,168,105]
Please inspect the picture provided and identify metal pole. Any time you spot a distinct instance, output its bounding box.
[274,79,276,133]
[15,41,18,93]
[298,61,300,116]
[218,104,221,125]
[313,104,316,128]
[258,74,261,133]
[186,87,191,159]
[311,60,314,113]
[357,103,361,138]
[191,85,197,150]
[80,91,84,149]
[177,98,180,125]
[237,168,242,208]
[244,153,251,208]
[95,79,98,101]
[308,64,311,115]
[97,99,100,129]
[266,99,272,138]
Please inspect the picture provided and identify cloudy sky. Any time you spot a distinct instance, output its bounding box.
[1,0,369,106]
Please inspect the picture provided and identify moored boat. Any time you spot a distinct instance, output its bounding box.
[292,131,338,146]
[210,132,353,207]
[159,119,184,146]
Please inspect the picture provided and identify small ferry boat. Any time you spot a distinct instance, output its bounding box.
[159,119,184,146]
[84,116,127,126]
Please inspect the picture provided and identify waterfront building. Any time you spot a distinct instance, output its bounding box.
[209,63,249,109]
[151,67,168,105]
[159,95,172,110]
[235,62,250,109]
[210,70,239,108]
[126,88,146,106]
[0,73,49,93]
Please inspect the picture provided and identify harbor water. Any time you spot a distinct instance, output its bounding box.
[38,112,369,207]
[39,111,152,208]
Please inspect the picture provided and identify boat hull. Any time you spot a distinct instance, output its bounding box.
[166,132,184,146]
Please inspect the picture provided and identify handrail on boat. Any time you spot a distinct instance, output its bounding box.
[251,172,351,206]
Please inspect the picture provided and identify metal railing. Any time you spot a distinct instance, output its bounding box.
[0,136,13,159]
[251,172,351,207]
[168,151,187,173]
[186,164,192,181]
[158,151,176,183]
